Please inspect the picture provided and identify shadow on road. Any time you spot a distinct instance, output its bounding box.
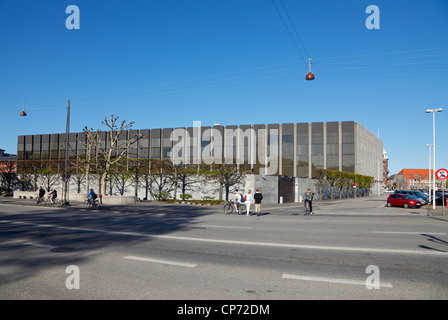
[0,201,218,288]
[419,233,448,253]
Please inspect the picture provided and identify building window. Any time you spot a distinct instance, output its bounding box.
[296,123,308,178]
[281,123,294,177]
[311,122,324,177]
[326,122,339,171]
[150,129,161,159]
[342,121,355,173]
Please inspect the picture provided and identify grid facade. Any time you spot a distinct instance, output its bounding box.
[16,121,382,179]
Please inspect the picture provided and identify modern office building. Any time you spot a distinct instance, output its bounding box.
[16,121,383,202]
[17,121,382,177]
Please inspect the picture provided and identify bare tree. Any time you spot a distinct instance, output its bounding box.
[20,160,47,191]
[204,163,245,200]
[71,174,85,194]
[39,169,60,192]
[128,158,150,198]
[70,126,102,194]
[149,160,174,200]
[97,115,143,196]
[160,160,198,200]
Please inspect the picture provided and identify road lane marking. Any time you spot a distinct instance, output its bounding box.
[123,255,197,268]
[374,231,446,235]
[2,220,448,256]
[282,273,393,288]
[200,225,253,229]
[154,235,448,256]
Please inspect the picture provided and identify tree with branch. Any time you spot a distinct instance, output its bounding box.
[97,115,143,196]
[0,161,17,193]
[204,163,245,200]
[70,126,102,194]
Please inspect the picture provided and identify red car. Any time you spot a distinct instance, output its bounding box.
[386,194,422,208]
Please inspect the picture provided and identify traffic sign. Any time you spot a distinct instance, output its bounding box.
[436,168,448,180]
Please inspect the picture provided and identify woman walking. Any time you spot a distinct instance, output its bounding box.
[244,189,254,216]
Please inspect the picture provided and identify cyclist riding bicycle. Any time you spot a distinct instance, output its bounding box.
[87,189,97,205]
[230,189,242,213]
[49,189,58,204]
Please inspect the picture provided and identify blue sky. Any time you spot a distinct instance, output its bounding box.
[0,0,447,176]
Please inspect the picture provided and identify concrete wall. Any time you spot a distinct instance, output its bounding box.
[13,190,136,205]
[14,171,383,206]
[355,122,383,179]
[243,174,278,204]
[13,191,37,199]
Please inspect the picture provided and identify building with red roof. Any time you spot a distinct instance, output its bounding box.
[394,168,442,190]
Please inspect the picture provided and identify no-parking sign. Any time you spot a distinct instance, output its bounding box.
[436,168,448,180]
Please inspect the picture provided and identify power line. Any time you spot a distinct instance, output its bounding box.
[278,0,310,59]
[271,0,309,69]
[1,46,447,110]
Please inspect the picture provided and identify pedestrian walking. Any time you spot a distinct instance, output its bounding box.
[254,188,263,216]
[38,186,46,204]
[244,189,253,216]
[303,189,313,215]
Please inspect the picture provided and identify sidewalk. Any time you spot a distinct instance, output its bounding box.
[1,194,446,217]
[259,194,448,217]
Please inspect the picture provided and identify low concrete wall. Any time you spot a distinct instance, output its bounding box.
[13,190,136,205]
[13,191,37,199]
[100,195,136,205]
[70,193,136,205]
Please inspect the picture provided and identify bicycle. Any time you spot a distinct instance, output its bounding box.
[35,195,48,205]
[223,200,246,215]
[47,197,62,206]
[84,198,100,209]
[303,200,312,215]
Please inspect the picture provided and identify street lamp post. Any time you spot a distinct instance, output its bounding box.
[426,143,432,204]
[425,108,443,210]
[63,100,71,206]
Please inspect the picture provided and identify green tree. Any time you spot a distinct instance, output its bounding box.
[314,169,327,200]
[204,163,245,200]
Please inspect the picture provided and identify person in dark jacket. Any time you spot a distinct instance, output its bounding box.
[38,186,46,204]
[254,189,263,216]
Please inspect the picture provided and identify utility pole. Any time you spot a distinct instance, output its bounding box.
[63,100,71,206]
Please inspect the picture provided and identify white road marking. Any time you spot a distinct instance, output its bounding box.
[123,255,197,268]
[154,235,448,256]
[374,231,446,235]
[200,224,253,229]
[282,273,393,288]
[2,220,448,256]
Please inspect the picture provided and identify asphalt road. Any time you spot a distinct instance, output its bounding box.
[1,195,447,301]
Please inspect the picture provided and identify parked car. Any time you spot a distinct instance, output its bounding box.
[394,190,428,205]
[435,193,448,206]
[387,194,422,208]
